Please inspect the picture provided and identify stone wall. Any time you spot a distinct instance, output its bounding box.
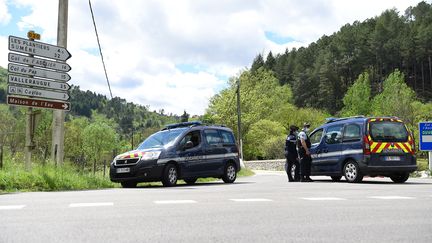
[244,159,286,171]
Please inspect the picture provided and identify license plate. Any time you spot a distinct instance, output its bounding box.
[385,156,401,161]
[116,167,130,173]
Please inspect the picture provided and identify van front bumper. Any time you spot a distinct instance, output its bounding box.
[110,160,164,183]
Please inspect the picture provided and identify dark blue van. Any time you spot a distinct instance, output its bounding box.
[308,116,417,183]
[110,122,241,187]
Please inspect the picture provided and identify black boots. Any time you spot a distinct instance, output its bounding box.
[300,176,313,182]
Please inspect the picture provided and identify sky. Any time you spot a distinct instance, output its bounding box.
[0,0,426,115]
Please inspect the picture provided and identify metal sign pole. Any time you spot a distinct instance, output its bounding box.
[24,31,38,171]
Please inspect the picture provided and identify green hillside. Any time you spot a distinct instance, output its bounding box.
[250,1,432,114]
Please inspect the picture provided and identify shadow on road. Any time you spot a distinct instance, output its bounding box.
[310,178,431,185]
[135,181,255,189]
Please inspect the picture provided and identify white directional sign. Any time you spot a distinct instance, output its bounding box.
[8,35,71,61]
[8,53,71,72]
[8,74,70,91]
[8,85,69,101]
[8,63,71,82]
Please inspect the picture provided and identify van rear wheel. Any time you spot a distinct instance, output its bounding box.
[343,160,363,183]
[390,173,410,183]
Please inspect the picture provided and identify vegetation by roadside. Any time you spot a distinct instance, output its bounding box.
[0,163,116,193]
[411,158,431,178]
[0,164,255,192]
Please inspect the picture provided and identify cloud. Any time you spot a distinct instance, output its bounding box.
[1,0,425,115]
[0,0,11,25]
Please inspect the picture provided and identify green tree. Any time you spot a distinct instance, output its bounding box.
[244,120,285,160]
[265,51,276,71]
[341,72,372,116]
[372,70,417,126]
[83,121,118,173]
[250,54,264,74]
[65,117,90,164]
[33,110,53,162]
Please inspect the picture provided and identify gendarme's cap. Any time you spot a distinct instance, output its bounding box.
[303,122,311,127]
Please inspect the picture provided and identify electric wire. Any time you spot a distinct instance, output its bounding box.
[88,0,113,99]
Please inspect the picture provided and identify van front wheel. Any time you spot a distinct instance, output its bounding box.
[162,164,178,187]
[343,160,363,183]
[390,173,410,183]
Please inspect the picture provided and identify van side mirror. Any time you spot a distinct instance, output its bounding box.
[184,141,194,150]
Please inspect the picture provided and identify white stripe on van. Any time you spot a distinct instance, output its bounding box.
[157,153,238,164]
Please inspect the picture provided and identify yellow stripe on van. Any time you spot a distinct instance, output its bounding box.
[376,143,387,153]
[398,143,409,153]
[370,142,379,151]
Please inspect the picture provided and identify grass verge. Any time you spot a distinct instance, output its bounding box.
[0,164,255,192]
[0,163,116,193]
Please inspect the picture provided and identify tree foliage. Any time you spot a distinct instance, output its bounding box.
[341,72,371,116]
[255,2,432,114]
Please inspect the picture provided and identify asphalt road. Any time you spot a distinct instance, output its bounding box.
[1,172,432,243]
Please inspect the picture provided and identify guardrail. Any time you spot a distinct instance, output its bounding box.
[244,159,286,171]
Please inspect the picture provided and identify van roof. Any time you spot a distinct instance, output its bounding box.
[324,116,403,125]
[162,121,230,131]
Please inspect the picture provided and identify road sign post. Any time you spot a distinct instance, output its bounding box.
[418,122,432,171]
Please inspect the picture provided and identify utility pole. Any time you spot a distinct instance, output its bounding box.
[236,78,244,167]
[51,0,68,166]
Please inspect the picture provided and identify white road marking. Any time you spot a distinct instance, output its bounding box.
[302,197,347,201]
[369,196,415,200]
[154,200,197,204]
[0,205,26,210]
[69,202,114,208]
[230,198,273,202]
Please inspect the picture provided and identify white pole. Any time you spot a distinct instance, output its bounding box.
[51,0,68,166]
[429,151,432,171]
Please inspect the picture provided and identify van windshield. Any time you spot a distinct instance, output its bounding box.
[369,121,408,142]
[137,128,188,149]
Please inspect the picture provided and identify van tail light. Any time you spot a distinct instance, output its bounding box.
[363,135,371,155]
[408,134,416,155]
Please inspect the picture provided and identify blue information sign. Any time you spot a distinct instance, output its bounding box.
[419,122,432,151]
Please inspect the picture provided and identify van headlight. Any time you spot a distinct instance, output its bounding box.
[140,151,161,161]
[111,156,118,165]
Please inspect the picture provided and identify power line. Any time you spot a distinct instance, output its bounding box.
[88,0,113,99]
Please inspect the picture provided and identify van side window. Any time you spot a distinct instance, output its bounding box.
[343,124,361,142]
[204,129,222,145]
[325,125,343,144]
[310,129,324,145]
[179,130,201,149]
[220,130,235,144]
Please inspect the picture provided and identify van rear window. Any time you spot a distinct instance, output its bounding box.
[369,121,408,142]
